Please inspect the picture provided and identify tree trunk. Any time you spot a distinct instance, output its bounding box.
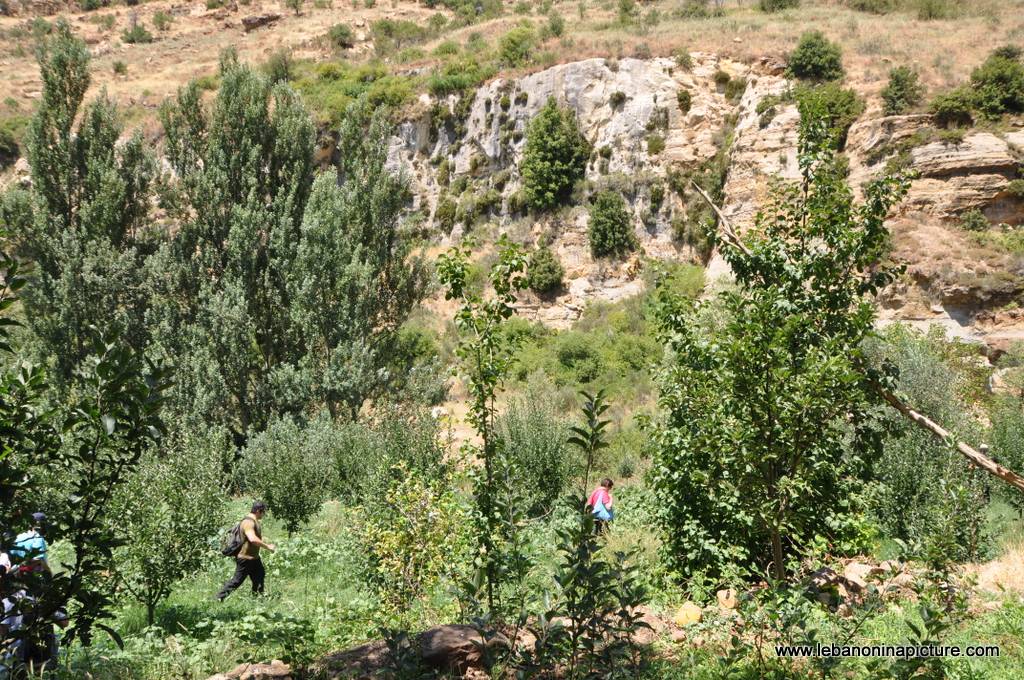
[147,602,155,626]
[770,529,785,580]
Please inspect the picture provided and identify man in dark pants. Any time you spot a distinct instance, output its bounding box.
[217,501,276,600]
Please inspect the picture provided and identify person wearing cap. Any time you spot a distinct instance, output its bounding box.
[216,501,275,601]
[10,515,48,574]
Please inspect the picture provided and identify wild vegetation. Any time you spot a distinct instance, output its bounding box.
[1,3,1024,680]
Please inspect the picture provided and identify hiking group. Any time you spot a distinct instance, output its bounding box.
[0,513,68,679]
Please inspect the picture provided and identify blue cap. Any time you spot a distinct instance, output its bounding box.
[31,512,46,525]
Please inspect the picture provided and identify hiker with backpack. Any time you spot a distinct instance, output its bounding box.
[216,501,276,601]
[587,478,615,535]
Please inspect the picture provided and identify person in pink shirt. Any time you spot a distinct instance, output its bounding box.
[587,478,615,534]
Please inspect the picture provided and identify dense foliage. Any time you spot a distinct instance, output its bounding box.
[588,191,637,259]
[881,66,925,115]
[521,98,590,211]
[787,31,845,82]
[526,245,565,295]
[653,101,909,580]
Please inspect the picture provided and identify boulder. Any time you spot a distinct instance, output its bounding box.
[843,561,885,591]
[909,133,1017,179]
[241,13,281,32]
[210,660,291,680]
[418,624,509,673]
[716,588,738,610]
[672,601,703,626]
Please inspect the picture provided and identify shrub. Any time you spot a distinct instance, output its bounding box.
[787,30,844,82]
[760,0,799,11]
[496,392,573,515]
[239,416,336,536]
[112,60,127,75]
[263,49,293,84]
[970,50,1024,119]
[434,39,459,56]
[882,66,924,115]
[0,125,18,169]
[958,208,989,231]
[665,99,688,127]
[609,90,627,107]
[846,0,897,12]
[522,97,590,211]
[646,134,665,155]
[371,18,428,55]
[916,0,959,20]
[589,190,636,258]
[152,10,172,31]
[80,0,102,9]
[362,465,470,616]
[712,69,731,87]
[724,76,747,103]
[674,48,693,70]
[526,245,565,295]
[121,19,154,44]
[1007,179,1024,199]
[993,45,1024,61]
[929,87,974,127]
[500,25,537,67]
[794,82,864,149]
[544,12,565,39]
[328,23,355,49]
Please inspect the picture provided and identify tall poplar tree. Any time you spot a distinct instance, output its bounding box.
[13,21,155,383]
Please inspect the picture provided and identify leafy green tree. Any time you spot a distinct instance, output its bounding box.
[438,236,530,615]
[526,245,565,295]
[291,99,430,418]
[151,50,316,437]
[969,48,1024,119]
[152,55,426,435]
[497,390,573,516]
[14,22,155,385]
[113,427,228,624]
[569,389,611,497]
[881,66,925,115]
[787,30,844,82]
[362,463,470,621]
[238,415,335,535]
[588,191,636,259]
[653,103,910,581]
[521,98,590,211]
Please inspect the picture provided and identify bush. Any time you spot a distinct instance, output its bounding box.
[152,10,172,31]
[0,123,20,170]
[970,50,1024,119]
[959,208,989,231]
[121,19,154,45]
[929,87,974,127]
[787,30,844,82]
[527,245,565,295]
[609,90,627,107]
[760,0,799,11]
[328,23,355,49]
[496,392,574,515]
[361,465,470,617]
[263,49,293,84]
[915,0,959,20]
[674,48,693,70]
[794,82,864,149]
[544,12,565,39]
[865,325,989,563]
[522,97,590,211]
[112,60,127,75]
[881,66,924,115]
[500,25,537,67]
[846,0,897,12]
[80,0,102,9]
[589,190,636,259]
[646,134,665,155]
[1007,179,1024,199]
[238,416,336,536]
[676,88,692,113]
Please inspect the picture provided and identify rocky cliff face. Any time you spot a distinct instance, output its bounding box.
[388,55,1024,348]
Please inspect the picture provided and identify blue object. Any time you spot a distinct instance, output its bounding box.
[592,499,613,522]
[11,530,47,563]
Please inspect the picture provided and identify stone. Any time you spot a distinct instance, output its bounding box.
[419,624,510,673]
[241,13,281,32]
[716,588,738,610]
[843,561,884,591]
[214,660,291,680]
[673,601,703,626]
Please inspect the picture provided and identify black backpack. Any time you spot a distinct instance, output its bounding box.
[220,521,245,557]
